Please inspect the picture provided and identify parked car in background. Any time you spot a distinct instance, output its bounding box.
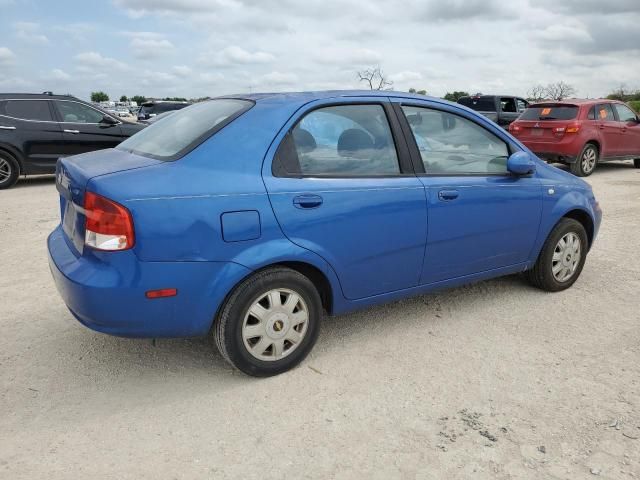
[458,94,529,127]
[139,110,176,125]
[509,99,640,176]
[0,92,146,189]
[137,100,189,121]
[48,91,601,376]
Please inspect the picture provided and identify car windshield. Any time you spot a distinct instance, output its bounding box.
[117,99,253,160]
[520,106,578,120]
[458,97,496,112]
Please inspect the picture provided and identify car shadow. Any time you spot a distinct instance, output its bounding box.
[13,175,56,189]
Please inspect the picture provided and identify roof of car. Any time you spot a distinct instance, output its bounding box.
[529,98,618,107]
[0,92,79,100]
[223,90,445,104]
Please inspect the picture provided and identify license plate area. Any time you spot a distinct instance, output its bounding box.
[530,128,544,136]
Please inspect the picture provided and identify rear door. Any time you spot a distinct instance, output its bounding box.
[263,99,428,300]
[396,101,542,284]
[612,103,640,156]
[595,103,622,158]
[52,99,125,156]
[0,99,63,172]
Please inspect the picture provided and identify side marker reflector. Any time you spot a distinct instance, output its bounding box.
[145,288,178,299]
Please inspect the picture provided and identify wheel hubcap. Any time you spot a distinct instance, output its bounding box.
[581,148,596,173]
[552,232,582,282]
[0,158,11,182]
[242,288,309,361]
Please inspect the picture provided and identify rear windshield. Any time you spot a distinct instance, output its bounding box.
[458,97,496,112]
[520,106,578,121]
[117,99,253,160]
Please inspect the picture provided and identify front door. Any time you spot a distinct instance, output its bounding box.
[397,103,542,284]
[264,101,427,300]
[613,103,640,157]
[52,100,125,156]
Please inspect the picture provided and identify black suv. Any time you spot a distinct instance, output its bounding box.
[137,100,189,121]
[0,93,146,189]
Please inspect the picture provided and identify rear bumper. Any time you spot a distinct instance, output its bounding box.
[518,139,582,163]
[48,225,251,337]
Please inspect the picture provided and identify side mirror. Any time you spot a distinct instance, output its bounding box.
[507,151,536,175]
[100,115,118,125]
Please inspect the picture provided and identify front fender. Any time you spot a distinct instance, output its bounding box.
[529,187,599,262]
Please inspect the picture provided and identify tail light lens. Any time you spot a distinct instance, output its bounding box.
[84,191,135,251]
[509,123,522,134]
[554,123,580,136]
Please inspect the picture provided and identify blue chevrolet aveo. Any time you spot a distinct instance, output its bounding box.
[48,91,602,376]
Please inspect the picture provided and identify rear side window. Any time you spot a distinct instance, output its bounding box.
[596,104,615,121]
[401,105,509,175]
[458,97,496,112]
[1,100,53,121]
[587,107,596,120]
[273,104,400,177]
[520,106,578,121]
[117,99,253,160]
[500,97,517,113]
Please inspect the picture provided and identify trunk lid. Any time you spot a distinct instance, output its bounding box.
[56,148,161,255]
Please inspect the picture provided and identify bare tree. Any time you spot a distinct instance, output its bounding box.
[527,84,546,102]
[544,81,577,101]
[357,67,393,90]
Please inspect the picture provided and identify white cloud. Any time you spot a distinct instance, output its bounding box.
[313,48,380,66]
[0,47,15,66]
[50,68,71,81]
[75,51,129,71]
[259,71,299,85]
[121,32,175,58]
[172,65,192,77]
[200,45,275,67]
[389,71,422,83]
[14,21,49,45]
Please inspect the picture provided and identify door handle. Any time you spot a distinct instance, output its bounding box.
[438,189,459,201]
[293,194,323,209]
[621,127,627,133]
[63,129,80,134]
[0,126,16,130]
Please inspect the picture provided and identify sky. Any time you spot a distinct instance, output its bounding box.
[0,0,639,101]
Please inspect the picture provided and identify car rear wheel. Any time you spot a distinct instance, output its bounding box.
[214,267,322,377]
[634,158,640,168]
[0,153,19,190]
[525,218,588,292]
[570,143,598,177]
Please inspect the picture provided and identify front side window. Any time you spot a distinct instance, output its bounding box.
[500,97,517,113]
[117,99,253,160]
[273,104,400,176]
[2,100,53,121]
[55,101,105,123]
[401,106,509,175]
[613,104,637,122]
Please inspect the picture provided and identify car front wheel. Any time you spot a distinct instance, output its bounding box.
[0,153,19,189]
[570,143,598,177]
[526,218,588,292]
[214,267,322,377]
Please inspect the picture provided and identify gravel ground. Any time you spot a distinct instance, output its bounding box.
[1,162,639,479]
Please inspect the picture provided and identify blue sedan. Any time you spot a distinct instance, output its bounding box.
[48,90,602,376]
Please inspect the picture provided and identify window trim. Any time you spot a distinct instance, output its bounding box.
[271,101,415,179]
[0,98,57,123]
[394,102,517,177]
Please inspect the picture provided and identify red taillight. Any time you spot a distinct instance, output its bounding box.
[509,123,522,134]
[565,123,580,134]
[84,191,135,251]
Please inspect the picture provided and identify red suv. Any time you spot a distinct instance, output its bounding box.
[509,99,640,176]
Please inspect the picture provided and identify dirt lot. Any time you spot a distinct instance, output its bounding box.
[1,163,639,479]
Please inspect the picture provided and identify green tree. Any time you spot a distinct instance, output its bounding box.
[90,91,109,102]
[130,95,147,105]
[163,97,187,102]
[443,91,469,102]
[119,95,128,102]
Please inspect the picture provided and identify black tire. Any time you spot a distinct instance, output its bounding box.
[0,152,19,190]
[526,218,588,292]
[570,143,598,177]
[634,158,640,168]
[214,267,322,377]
